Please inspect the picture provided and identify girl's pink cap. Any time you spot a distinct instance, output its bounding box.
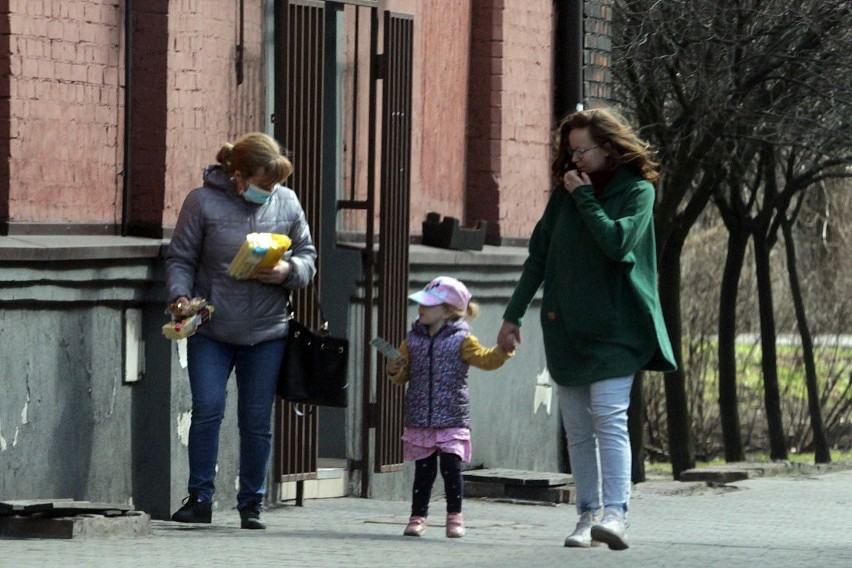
[408,276,471,311]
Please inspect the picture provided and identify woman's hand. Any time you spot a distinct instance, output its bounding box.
[562,169,591,194]
[256,260,291,285]
[168,296,192,318]
[497,321,521,353]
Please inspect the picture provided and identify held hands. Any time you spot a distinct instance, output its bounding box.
[562,170,590,194]
[497,321,521,353]
[256,259,291,285]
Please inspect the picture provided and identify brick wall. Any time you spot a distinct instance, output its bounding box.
[465,0,503,242]
[409,0,472,230]
[163,0,266,227]
[584,0,612,106]
[3,0,124,225]
[498,0,553,240]
[466,0,553,243]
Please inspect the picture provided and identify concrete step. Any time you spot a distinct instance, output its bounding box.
[679,461,793,483]
[276,458,348,502]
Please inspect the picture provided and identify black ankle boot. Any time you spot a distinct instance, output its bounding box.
[239,503,266,530]
[171,494,212,524]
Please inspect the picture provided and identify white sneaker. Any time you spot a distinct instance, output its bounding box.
[564,510,602,548]
[590,507,629,550]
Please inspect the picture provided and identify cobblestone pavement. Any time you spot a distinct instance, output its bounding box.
[2,469,850,568]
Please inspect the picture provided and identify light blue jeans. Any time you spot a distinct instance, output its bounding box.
[557,375,634,515]
[186,334,285,510]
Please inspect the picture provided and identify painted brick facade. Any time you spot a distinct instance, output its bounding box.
[2,0,124,225]
[408,0,471,229]
[584,0,612,106]
[466,0,553,243]
[163,0,266,226]
[0,0,612,241]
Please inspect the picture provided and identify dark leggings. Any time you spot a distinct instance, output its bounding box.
[411,452,463,517]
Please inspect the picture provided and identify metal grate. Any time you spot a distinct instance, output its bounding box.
[374,11,414,474]
[273,0,326,485]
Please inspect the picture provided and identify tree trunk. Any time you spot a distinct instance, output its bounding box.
[658,239,695,478]
[629,371,646,483]
[717,226,749,462]
[781,218,831,463]
[752,233,788,460]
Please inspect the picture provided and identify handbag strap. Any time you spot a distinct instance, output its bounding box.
[287,282,329,334]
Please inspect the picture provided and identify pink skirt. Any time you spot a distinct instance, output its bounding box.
[401,427,472,463]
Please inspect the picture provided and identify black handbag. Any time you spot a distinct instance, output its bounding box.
[277,308,349,408]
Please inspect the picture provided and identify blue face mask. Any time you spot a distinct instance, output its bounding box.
[242,184,273,205]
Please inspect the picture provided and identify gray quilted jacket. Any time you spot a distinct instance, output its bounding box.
[165,165,317,345]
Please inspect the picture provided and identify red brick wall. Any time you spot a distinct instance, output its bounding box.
[498,0,553,240]
[465,0,503,242]
[408,0,471,230]
[466,0,553,243]
[584,0,612,106]
[163,0,266,227]
[3,0,124,224]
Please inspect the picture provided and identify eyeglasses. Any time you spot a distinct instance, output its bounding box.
[571,145,600,158]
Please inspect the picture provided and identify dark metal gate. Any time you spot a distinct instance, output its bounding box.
[272,0,325,493]
[273,0,413,500]
[374,11,413,475]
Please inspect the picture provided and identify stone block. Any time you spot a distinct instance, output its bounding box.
[678,469,749,483]
[0,511,150,539]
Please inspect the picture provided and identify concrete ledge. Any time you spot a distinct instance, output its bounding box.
[634,481,713,496]
[0,236,164,261]
[679,461,795,483]
[0,511,150,539]
[679,469,749,483]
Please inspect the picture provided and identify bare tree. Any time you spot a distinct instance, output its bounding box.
[612,0,852,474]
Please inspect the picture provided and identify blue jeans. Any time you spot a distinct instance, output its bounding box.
[186,334,285,510]
[557,375,634,515]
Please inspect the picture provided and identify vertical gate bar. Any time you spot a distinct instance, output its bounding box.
[359,4,379,498]
[349,6,360,202]
[274,0,324,487]
[374,12,413,473]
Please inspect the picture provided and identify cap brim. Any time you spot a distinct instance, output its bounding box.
[408,290,443,306]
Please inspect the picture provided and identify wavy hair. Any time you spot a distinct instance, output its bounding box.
[216,132,293,189]
[551,108,659,185]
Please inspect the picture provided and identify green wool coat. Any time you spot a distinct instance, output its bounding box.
[503,166,677,386]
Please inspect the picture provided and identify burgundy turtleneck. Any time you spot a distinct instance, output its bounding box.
[587,169,616,197]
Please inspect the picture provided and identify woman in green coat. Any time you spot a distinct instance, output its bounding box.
[497,108,676,551]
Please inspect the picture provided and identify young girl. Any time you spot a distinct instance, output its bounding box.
[386,276,513,538]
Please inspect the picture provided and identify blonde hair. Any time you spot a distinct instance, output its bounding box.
[551,108,659,185]
[445,301,479,321]
[216,132,293,188]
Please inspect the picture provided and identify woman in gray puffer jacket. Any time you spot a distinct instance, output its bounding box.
[165,132,316,530]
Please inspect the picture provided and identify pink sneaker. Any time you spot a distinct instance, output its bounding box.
[446,512,465,538]
[404,516,427,537]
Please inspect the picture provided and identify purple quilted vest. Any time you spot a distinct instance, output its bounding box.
[404,318,471,428]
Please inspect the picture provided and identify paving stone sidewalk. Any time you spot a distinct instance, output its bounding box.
[1,469,850,568]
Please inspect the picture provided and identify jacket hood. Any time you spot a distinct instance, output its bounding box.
[203,164,235,192]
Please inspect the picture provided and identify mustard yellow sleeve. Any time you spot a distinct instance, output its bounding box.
[387,340,410,386]
[460,335,513,370]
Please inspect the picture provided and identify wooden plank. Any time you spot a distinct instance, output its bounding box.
[461,468,572,487]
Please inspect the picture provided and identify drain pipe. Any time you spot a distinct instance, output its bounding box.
[554,0,584,121]
[121,0,133,236]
